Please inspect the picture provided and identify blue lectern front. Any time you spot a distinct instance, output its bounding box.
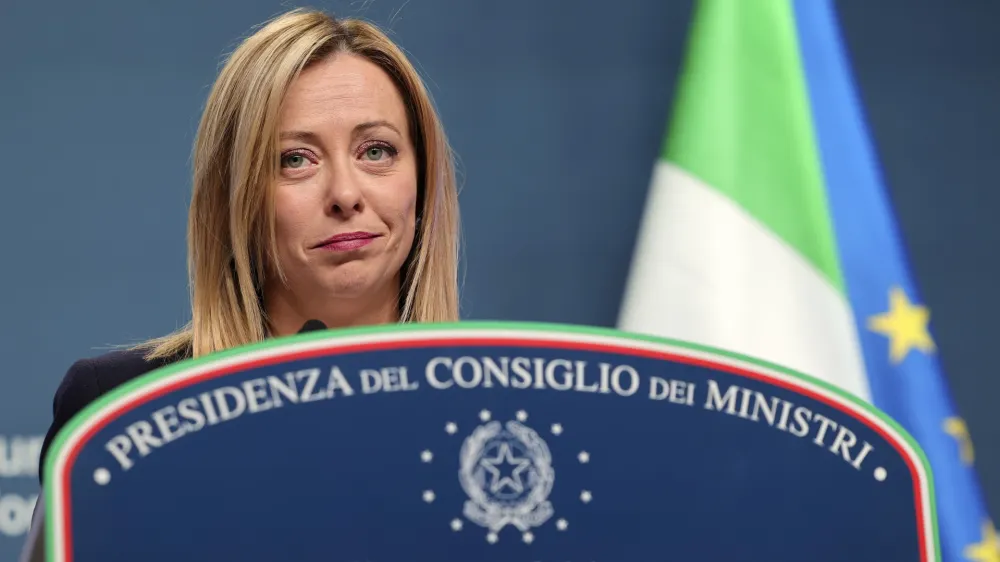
[39,322,938,562]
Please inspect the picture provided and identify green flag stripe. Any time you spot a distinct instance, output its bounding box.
[662,0,844,293]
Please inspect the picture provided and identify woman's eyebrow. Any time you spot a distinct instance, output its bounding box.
[279,121,402,143]
[353,120,402,137]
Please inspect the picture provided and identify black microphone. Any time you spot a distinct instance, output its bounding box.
[298,319,327,333]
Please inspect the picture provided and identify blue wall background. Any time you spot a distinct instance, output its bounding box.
[0,0,996,556]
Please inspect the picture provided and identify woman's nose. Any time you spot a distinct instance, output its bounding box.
[325,167,364,217]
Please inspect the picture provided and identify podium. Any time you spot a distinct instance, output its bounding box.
[33,322,938,561]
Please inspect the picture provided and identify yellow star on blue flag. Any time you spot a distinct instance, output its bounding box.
[867,286,936,364]
[943,417,975,466]
[964,520,1000,562]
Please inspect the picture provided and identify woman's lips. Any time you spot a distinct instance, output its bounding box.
[314,231,381,252]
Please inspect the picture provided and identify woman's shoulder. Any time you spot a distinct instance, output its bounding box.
[61,347,181,393]
[38,346,186,483]
[53,346,187,417]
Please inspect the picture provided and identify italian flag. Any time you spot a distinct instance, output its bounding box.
[618,1,996,557]
[617,0,870,400]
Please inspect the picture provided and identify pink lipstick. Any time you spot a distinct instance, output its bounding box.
[315,231,380,252]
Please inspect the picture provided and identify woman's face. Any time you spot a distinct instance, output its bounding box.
[267,52,418,329]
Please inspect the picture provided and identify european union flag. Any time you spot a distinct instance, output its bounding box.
[794,0,996,559]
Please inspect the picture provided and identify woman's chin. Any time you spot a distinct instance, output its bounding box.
[316,280,376,300]
[314,270,393,300]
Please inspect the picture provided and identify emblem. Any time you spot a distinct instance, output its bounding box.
[459,417,555,540]
[421,409,591,544]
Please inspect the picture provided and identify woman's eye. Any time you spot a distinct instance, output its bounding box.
[282,153,309,168]
[365,147,385,161]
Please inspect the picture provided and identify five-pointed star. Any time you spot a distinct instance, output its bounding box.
[445,422,458,435]
[578,451,590,463]
[556,518,569,531]
[480,442,532,494]
[943,417,975,466]
[450,519,463,532]
[420,450,433,463]
[551,423,564,436]
[867,286,936,364]
[964,520,1000,562]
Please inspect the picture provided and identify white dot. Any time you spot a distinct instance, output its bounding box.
[445,422,457,435]
[422,490,435,503]
[421,450,433,463]
[551,423,563,436]
[556,518,568,531]
[486,532,498,544]
[874,467,887,481]
[522,531,534,544]
[93,468,111,485]
[580,490,592,503]
[516,410,528,421]
[577,451,590,464]
[450,518,463,531]
[479,409,492,422]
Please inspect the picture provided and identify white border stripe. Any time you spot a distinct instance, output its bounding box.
[48,328,934,562]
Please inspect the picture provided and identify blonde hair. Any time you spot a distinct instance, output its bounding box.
[141,8,460,360]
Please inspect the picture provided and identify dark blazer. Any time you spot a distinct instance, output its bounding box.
[38,346,187,484]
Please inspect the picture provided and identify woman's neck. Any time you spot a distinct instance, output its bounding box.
[263,281,401,338]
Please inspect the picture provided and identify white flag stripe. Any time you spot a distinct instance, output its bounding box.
[619,163,871,400]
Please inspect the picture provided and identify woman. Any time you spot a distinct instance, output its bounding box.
[36,8,460,482]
